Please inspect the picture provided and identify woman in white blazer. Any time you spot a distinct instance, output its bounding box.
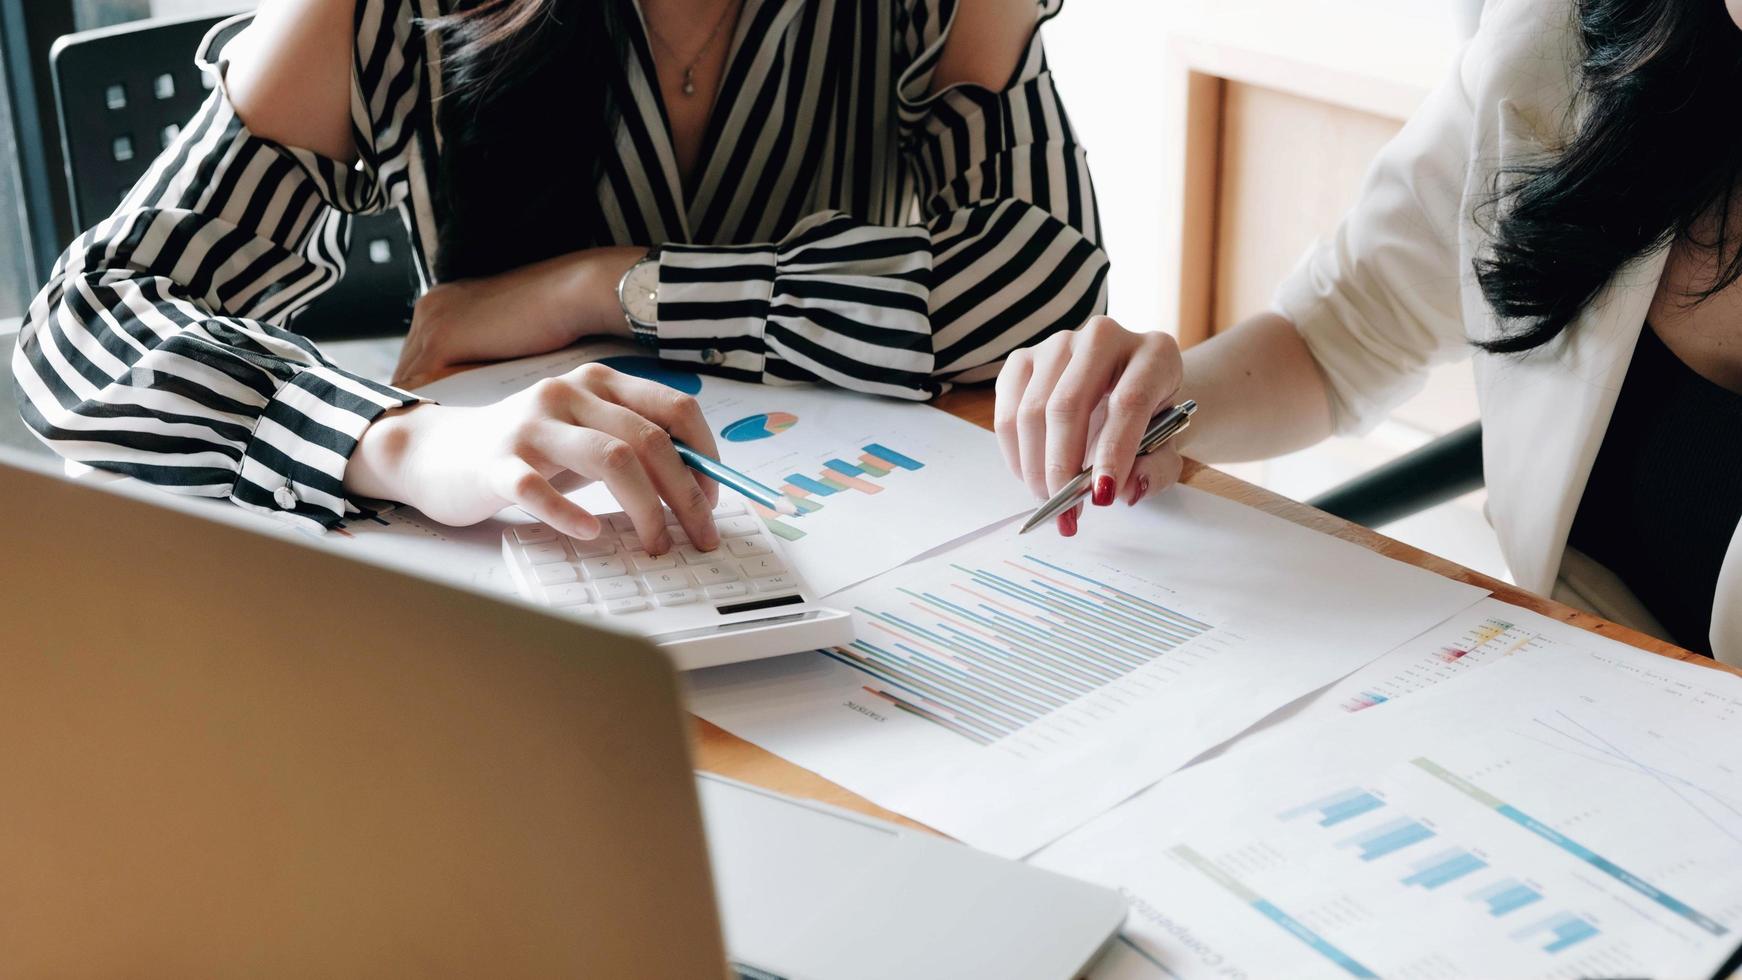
[995,0,1742,663]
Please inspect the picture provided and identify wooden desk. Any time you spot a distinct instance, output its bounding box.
[692,386,1742,835]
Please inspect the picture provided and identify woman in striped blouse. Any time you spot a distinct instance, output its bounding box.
[11,0,1104,552]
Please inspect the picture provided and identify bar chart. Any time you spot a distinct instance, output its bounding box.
[823,553,1215,746]
[1401,847,1488,889]
[747,442,926,541]
[1470,878,1543,917]
[1512,912,1601,954]
[1278,788,1387,828]
[1339,616,1542,713]
[1338,816,1436,861]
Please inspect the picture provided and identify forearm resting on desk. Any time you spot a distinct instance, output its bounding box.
[1178,312,1336,464]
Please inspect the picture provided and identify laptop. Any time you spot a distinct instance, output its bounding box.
[0,451,1125,978]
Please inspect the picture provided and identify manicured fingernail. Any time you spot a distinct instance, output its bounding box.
[1092,475,1115,507]
[1058,506,1079,537]
[1128,476,1151,506]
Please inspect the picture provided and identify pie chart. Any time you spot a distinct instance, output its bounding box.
[721,412,799,442]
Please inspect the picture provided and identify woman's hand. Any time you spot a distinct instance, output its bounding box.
[346,363,722,554]
[391,246,645,388]
[994,316,1185,536]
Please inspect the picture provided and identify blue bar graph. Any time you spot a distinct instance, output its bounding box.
[1512,912,1599,954]
[1338,816,1435,861]
[826,458,865,475]
[785,473,839,496]
[1469,879,1542,917]
[1401,847,1487,889]
[864,442,924,470]
[824,555,1214,745]
[1278,788,1386,827]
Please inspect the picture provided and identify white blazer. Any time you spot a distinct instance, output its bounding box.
[1271,0,1742,664]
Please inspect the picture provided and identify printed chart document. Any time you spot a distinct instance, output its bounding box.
[419,342,1033,595]
[687,486,1486,857]
[1307,597,1742,723]
[1034,650,1742,979]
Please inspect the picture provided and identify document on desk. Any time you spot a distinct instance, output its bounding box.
[418,342,1034,596]
[686,486,1487,857]
[1040,648,1742,980]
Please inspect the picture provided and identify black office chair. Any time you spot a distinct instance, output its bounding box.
[48,12,417,340]
[1307,421,1484,528]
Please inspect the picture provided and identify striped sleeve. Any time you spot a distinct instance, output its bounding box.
[8,3,426,532]
[655,0,1106,400]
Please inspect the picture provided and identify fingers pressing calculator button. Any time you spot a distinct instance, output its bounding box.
[592,577,641,600]
[725,537,772,558]
[751,574,797,594]
[535,563,580,585]
[705,582,751,601]
[580,556,629,580]
[544,583,593,606]
[605,597,650,615]
[629,550,678,572]
[678,544,720,564]
[717,516,761,537]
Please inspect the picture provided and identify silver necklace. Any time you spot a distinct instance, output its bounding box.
[645,0,741,97]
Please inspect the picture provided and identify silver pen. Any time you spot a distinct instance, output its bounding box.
[1017,400,1198,535]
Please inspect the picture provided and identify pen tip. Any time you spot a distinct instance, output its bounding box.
[775,499,800,516]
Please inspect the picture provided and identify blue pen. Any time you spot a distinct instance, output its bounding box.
[672,439,801,516]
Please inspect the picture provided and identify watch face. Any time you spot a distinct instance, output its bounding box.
[625,259,659,324]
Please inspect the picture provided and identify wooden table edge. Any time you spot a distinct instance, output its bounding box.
[691,385,1740,836]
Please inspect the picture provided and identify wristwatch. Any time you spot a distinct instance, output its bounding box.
[617,246,662,347]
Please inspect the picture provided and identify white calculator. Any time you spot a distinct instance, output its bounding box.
[501,499,853,670]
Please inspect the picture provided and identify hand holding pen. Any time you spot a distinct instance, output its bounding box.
[994,318,1189,537]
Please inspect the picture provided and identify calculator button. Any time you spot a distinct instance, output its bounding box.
[534,563,579,586]
[513,524,557,544]
[655,589,699,607]
[705,583,751,601]
[713,500,746,516]
[579,556,630,580]
[606,514,638,533]
[678,544,720,564]
[692,562,741,585]
[521,541,570,565]
[717,516,761,537]
[591,577,642,600]
[604,597,650,615]
[751,574,798,594]
[570,537,618,559]
[641,569,695,593]
[544,582,593,606]
[739,555,786,577]
[629,550,678,572]
[726,537,773,558]
[619,533,645,553]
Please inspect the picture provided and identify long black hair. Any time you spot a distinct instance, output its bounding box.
[1476,0,1742,353]
[429,0,633,282]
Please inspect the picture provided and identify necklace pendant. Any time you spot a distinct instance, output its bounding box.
[682,67,696,96]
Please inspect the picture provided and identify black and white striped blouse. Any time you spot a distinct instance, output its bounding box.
[12,0,1105,531]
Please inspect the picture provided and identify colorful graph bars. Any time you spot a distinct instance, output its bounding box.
[748,443,926,541]
[1279,787,1387,827]
[824,554,1213,745]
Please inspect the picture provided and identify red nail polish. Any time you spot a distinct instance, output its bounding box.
[1127,476,1151,507]
[1058,507,1078,537]
[1092,475,1115,507]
